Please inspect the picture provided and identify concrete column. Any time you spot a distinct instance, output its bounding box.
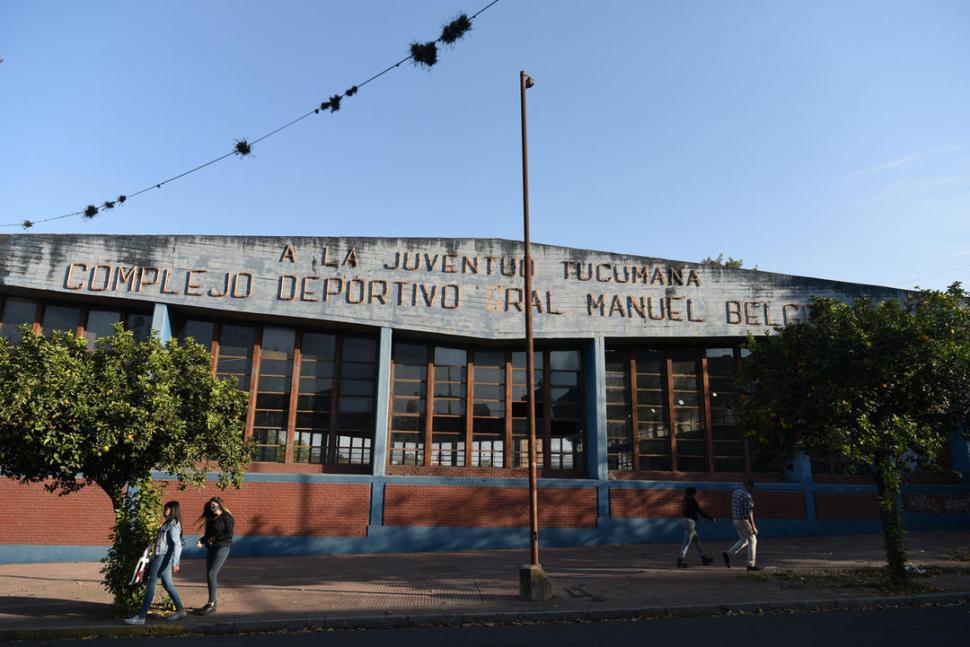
[150,303,172,344]
[368,480,385,528]
[371,327,392,477]
[584,336,608,481]
[784,452,815,521]
[785,452,812,484]
[950,428,970,482]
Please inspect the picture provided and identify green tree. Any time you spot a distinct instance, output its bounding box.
[701,253,754,270]
[740,284,970,585]
[0,324,249,611]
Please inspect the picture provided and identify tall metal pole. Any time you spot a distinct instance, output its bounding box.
[519,70,540,567]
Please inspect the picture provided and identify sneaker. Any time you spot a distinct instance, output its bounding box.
[123,615,146,625]
[166,609,187,622]
[702,555,714,566]
[197,602,216,615]
[722,551,731,568]
[746,565,762,571]
[677,558,689,568]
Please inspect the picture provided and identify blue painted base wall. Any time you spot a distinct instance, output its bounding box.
[4,512,968,564]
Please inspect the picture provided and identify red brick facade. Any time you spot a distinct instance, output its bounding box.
[609,488,806,520]
[382,485,597,528]
[814,492,879,520]
[158,481,371,537]
[0,478,371,544]
[0,479,115,545]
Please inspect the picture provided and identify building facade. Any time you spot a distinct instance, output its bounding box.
[1,234,968,563]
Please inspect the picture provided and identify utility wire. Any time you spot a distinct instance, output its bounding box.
[6,1,500,231]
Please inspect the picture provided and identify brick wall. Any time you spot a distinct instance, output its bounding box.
[383,485,597,528]
[610,488,805,520]
[0,478,371,545]
[814,492,879,520]
[159,481,371,537]
[0,478,114,544]
[904,492,970,514]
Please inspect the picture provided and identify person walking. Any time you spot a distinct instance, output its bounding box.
[124,501,187,625]
[195,496,234,615]
[723,479,761,571]
[677,487,716,568]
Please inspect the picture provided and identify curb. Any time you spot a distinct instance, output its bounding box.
[2,592,968,642]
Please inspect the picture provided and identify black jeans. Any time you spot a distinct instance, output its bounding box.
[204,545,231,604]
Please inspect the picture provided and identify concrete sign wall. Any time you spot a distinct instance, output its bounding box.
[0,235,906,340]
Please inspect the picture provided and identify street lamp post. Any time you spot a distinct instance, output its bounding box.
[518,69,553,601]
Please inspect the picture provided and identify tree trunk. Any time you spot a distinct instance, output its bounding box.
[874,455,908,585]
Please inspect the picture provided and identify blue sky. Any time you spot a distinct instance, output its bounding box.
[2,0,968,290]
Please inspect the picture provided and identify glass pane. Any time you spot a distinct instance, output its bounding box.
[219,325,257,357]
[549,350,580,371]
[301,332,336,361]
[0,297,36,342]
[126,313,152,342]
[41,305,80,334]
[176,319,214,349]
[85,310,122,348]
[342,337,376,362]
[434,346,467,366]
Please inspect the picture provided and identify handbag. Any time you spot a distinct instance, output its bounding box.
[129,546,151,585]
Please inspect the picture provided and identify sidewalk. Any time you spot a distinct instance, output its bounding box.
[1,530,969,640]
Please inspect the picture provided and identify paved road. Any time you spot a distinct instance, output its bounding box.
[34,604,970,646]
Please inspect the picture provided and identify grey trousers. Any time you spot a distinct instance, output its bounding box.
[729,519,757,566]
[205,546,231,604]
[678,518,706,560]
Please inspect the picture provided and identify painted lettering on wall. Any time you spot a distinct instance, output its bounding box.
[59,243,816,328]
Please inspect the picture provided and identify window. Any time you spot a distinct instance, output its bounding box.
[671,350,707,472]
[252,327,294,463]
[605,349,632,470]
[635,349,670,470]
[390,342,428,466]
[176,320,378,468]
[472,350,505,467]
[511,350,544,468]
[176,320,214,351]
[334,337,377,464]
[707,348,744,472]
[85,310,122,349]
[40,305,80,335]
[0,297,37,342]
[294,332,335,465]
[431,347,467,467]
[606,344,757,474]
[548,350,583,470]
[390,341,583,472]
[0,296,149,347]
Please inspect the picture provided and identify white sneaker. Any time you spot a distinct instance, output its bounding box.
[123,615,146,625]
[166,609,187,622]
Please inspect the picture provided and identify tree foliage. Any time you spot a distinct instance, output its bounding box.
[101,477,162,615]
[0,324,249,506]
[701,253,753,270]
[0,324,250,609]
[740,283,970,584]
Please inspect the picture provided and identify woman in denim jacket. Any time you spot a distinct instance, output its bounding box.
[124,501,186,624]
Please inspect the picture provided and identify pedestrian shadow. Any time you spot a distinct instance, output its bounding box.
[0,596,113,619]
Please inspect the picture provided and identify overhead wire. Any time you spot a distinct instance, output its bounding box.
[5,1,501,230]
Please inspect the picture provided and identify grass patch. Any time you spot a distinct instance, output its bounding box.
[939,547,970,562]
[770,567,939,595]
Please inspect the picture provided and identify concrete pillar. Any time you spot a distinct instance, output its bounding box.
[950,428,970,482]
[584,336,608,481]
[371,327,392,477]
[785,452,812,484]
[784,452,815,521]
[150,303,172,344]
